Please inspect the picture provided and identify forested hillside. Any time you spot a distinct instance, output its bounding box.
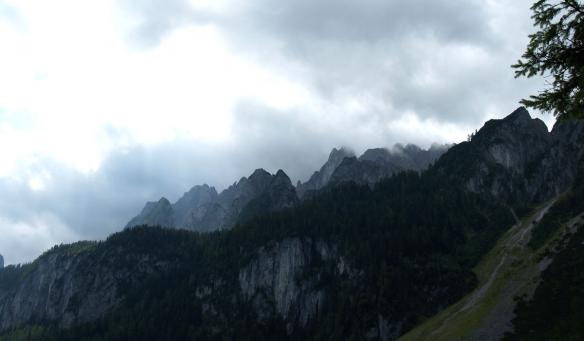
[0,170,514,340]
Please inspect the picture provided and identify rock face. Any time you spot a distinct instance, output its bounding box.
[0,244,121,330]
[239,238,336,331]
[0,254,3,268]
[434,107,584,204]
[126,169,298,232]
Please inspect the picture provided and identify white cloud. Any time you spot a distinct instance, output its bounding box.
[0,0,556,264]
[0,213,80,265]
[0,0,315,176]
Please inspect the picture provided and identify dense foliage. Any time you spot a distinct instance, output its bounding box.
[0,171,514,340]
[513,0,584,119]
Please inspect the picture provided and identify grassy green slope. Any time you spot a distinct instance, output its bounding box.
[399,197,583,341]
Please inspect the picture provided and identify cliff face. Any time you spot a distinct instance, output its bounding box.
[0,237,198,333]
[239,238,336,331]
[0,244,120,330]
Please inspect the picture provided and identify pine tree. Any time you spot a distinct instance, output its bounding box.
[513,0,584,119]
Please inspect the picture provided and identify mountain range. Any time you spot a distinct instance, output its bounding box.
[126,143,450,232]
[0,107,583,340]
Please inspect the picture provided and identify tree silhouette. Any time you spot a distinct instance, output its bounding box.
[513,0,584,119]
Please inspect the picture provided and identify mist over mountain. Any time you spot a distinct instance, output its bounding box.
[127,143,450,232]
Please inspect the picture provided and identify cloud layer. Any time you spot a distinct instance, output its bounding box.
[0,0,554,264]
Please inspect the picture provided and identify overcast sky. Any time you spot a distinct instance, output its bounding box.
[0,0,554,264]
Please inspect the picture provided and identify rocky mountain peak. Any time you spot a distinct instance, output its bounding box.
[359,148,391,163]
[395,143,422,154]
[186,184,217,197]
[329,156,392,186]
[173,185,219,228]
[126,197,174,228]
[242,169,295,200]
[475,107,549,146]
[176,185,218,205]
[434,107,584,203]
[158,197,171,206]
[359,144,447,171]
[0,254,3,268]
[237,170,298,224]
[274,169,291,182]
[269,171,295,196]
[296,147,355,197]
[247,168,273,192]
[127,166,302,233]
[504,106,531,123]
[329,147,353,162]
[430,142,451,152]
[298,143,449,196]
[249,168,271,180]
[455,108,550,178]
